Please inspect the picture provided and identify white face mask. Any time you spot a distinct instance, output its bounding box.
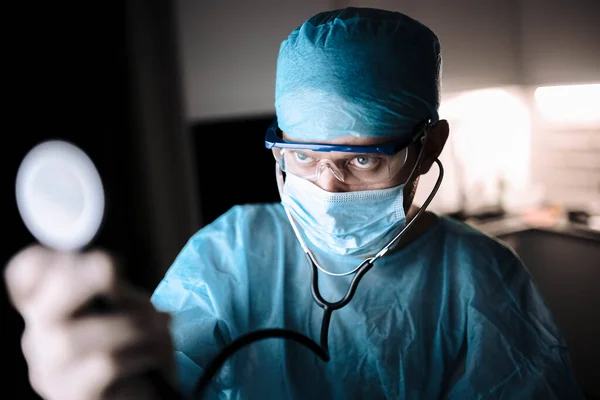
[281,173,407,257]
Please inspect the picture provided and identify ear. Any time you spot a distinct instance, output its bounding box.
[418,120,449,174]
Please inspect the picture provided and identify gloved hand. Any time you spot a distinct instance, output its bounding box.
[4,245,176,400]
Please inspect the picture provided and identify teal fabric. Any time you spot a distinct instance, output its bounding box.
[151,203,583,400]
[275,7,441,141]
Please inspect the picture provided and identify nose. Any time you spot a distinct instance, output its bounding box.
[314,164,348,192]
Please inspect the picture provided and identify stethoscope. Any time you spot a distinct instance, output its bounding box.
[191,135,445,398]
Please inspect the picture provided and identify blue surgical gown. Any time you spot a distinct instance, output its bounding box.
[151,203,583,399]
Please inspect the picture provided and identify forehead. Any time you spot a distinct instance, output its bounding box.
[281,131,395,146]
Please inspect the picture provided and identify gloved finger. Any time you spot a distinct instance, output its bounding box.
[22,250,121,324]
[4,244,54,312]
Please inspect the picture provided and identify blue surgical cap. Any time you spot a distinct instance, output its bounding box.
[275,7,441,141]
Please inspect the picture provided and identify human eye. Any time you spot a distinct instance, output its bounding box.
[291,150,316,164]
[349,155,381,169]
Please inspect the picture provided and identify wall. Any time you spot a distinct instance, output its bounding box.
[414,86,536,216]
[517,0,600,213]
[527,84,600,211]
[519,0,600,86]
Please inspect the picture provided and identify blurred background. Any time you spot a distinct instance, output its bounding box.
[2,0,599,398]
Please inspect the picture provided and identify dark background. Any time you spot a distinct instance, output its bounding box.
[3,3,139,398]
[2,3,281,398]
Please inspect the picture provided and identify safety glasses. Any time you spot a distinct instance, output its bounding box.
[265,118,427,185]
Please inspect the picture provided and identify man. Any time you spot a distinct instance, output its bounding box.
[5,7,583,400]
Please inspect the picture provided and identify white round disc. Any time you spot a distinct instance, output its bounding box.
[15,140,105,251]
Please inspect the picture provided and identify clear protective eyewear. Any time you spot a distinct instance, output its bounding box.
[265,118,428,185]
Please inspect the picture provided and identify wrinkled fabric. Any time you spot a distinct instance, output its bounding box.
[151,204,583,400]
[275,7,441,141]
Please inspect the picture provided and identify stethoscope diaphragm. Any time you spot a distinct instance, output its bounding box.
[15,140,105,251]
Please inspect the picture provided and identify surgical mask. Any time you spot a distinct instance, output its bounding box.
[281,173,407,257]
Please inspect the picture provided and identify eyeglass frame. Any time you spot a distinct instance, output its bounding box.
[264,117,429,156]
